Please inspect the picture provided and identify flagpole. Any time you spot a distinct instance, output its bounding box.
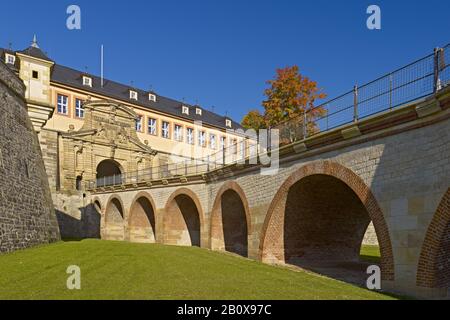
[101,45,104,88]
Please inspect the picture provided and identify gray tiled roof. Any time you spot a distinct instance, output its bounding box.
[1,46,242,131]
[18,46,53,62]
[51,64,242,130]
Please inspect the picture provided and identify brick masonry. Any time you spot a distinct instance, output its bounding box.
[416,188,450,293]
[0,60,60,253]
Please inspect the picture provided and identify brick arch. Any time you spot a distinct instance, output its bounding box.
[210,181,251,257]
[416,188,450,289]
[259,160,395,281]
[105,194,125,224]
[163,188,205,247]
[128,192,157,243]
[104,194,126,241]
[91,196,103,213]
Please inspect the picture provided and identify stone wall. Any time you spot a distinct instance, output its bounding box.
[0,61,60,253]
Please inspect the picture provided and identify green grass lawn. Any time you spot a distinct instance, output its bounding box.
[360,245,381,263]
[0,240,392,300]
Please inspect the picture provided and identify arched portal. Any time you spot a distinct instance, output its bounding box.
[129,193,157,243]
[210,182,250,257]
[260,161,394,284]
[93,200,102,214]
[96,159,122,186]
[417,188,450,291]
[104,196,125,241]
[164,189,203,247]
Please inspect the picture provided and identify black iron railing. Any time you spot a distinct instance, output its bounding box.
[86,44,449,190]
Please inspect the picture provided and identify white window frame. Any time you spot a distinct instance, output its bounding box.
[210,134,216,150]
[135,115,143,132]
[196,108,202,116]
[226,119,232,128]
[149,93,157,102]
[5,54,15,65]
[148,118,157,135]
[83,76,92,87]
[57,94,68,115]
[231,139,238,154]
[174,124,183,141]
[239,140,245,158]
[187,128,194,145]
[162,121,170,139]
[198,131,206,147]
[220,136,226,150]
[75,99,84,118]
[130,90,138,100]
[182,105,189,115]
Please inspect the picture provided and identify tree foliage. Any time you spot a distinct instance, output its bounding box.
[241,66,326,135]
[241,109,265,131]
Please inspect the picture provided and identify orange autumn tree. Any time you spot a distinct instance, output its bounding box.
[241,66,326,143]
[241,109,266,131]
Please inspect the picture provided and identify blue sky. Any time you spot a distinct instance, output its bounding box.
[1,0,449,122]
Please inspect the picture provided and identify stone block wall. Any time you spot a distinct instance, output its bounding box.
[0,61,60,253]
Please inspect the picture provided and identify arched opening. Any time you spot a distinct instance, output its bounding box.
[94,200,102,213]
[104,197,125,241]
[284,175,370,261]
[417,189,450,292]
[210,183,249,257]
[75,175,83,191]
[164,192,202,247]
[96,159,122,186]
[129,195,156,243]
[260,162,394,285]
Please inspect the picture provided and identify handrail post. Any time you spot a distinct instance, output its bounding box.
[389,73,393,110]
[434,47,442,93]
[353,85,359,122]
[303,111,307,139]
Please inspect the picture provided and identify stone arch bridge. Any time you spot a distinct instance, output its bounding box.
[88,90,450,299]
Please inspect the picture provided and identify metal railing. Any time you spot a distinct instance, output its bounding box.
[86,44,449,190]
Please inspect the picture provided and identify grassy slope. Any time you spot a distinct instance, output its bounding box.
[0,240,392,300]
[360,245,381,264]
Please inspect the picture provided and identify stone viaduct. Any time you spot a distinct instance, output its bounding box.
[89,89,450,299]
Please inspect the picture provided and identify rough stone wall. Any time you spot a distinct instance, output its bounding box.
[53,193,100,239]
[38,129,59,192]
[0,61,60,253]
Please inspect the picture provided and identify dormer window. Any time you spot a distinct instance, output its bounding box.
[130,90,138,100]
[83,76,92,87]
[196,108,202,116]
[225,119,232,128]
[5,54,15,65]
[149,93,157,102]
[182,105,189,115]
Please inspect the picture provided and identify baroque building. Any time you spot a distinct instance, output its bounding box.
[0,36,244,237]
